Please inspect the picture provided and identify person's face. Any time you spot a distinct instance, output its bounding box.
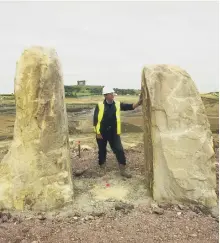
[104,93,114,102]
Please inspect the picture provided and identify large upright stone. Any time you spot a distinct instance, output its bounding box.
[0,46,74,211]
[141,65,217,208]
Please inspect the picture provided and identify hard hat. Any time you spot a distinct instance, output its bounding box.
[102,86,115,95]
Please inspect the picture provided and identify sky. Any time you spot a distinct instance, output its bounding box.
[0,1,219,93]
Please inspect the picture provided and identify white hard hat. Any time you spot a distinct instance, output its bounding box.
[102,86,115,95]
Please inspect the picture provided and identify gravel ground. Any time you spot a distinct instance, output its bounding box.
[0,138,219,243]
[0,205,218,243]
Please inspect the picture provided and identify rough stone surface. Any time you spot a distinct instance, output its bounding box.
[141,64,217,208]
[0,46,73,211]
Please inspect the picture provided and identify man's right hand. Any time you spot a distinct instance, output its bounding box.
[96,134,103,139]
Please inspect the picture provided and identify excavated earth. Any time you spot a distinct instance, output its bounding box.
[0,135,219,243]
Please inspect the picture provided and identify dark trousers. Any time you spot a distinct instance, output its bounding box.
[96,130,126,165]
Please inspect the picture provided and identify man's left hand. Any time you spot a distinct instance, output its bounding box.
[137,93,143,106]
[132,93,143,109]
[139,93,143,105]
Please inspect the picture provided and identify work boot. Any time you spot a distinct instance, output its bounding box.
[99,163,106,177]
[119,164,132,178]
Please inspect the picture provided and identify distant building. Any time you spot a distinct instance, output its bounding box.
[77,80,86,86]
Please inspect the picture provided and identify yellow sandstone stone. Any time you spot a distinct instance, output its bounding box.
[141,64,217,208]
[0,46,73,211]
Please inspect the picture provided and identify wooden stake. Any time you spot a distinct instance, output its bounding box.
[78,141,81,158]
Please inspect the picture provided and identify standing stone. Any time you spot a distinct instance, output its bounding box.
[0,46,74,211]
[141,64,217,208]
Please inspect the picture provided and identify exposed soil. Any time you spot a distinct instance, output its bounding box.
[0,206,218,243]
[0,141,219,243]
[0,94,218,243]
[0,94,218,139]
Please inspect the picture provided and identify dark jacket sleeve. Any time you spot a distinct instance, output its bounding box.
[93,104,99,127]
[120,102,134,111]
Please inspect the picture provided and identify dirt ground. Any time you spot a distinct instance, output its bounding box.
[0,138,219,243]
[0,94,219,139]
[0,206,218,243]
[0,94,219,243]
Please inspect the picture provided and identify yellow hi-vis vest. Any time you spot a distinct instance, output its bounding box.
[94,101,121,135]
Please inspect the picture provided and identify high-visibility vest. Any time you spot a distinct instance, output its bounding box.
[94,101,121,135]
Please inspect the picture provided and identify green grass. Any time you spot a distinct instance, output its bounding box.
[201,92,219,99]
[0,92,218,106]
[65,95,139,104]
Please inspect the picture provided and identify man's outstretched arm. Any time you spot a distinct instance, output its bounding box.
[120,94,143,111]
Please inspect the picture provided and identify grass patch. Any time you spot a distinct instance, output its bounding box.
[65,95,139,104]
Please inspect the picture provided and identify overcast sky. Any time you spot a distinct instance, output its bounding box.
[0,1,218,93]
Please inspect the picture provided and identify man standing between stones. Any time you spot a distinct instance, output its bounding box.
[93,87,143,178]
